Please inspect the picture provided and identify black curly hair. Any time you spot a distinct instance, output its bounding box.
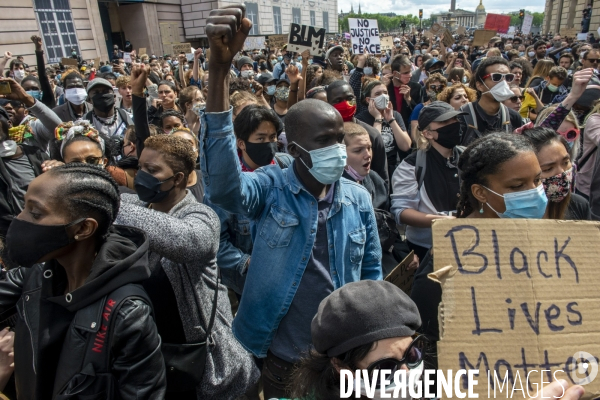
[47,163,120,238]
[159,109,186,129]
[456,133,535,218]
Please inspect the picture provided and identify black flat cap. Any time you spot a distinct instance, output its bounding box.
[311,280,421,357]
[418,101,467,130]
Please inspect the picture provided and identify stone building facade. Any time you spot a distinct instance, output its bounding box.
[543,0,599,35]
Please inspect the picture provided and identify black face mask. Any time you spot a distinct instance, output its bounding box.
[91,93,115,113]
[6,218,84,267]
[434,121,462,149]
[244,141,277,167]
[134,169,176,203]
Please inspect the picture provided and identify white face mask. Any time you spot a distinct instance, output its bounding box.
[65,88,88,105]
[373,94,389,110]
[482,79,515,102]
[241,70,254,79]
[528,51,535,57]
[363,67,373,76]
[13,70,25,80]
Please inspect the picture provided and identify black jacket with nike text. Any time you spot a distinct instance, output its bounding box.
[0,225,166,399]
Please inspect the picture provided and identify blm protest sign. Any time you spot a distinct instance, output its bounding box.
[172,43,192,54]
[384,250,415,295]
[349,18,380,54]
[430,219,600,399]
[287,23,326,56]
[268,34,287,49]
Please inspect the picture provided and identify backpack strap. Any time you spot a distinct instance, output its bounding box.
[467,102,478,131]
[500,104,510,132]
[578,146,599,170]
[81,284,152,373]
[415,149,427,191]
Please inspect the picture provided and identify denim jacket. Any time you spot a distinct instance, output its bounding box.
[204,198,254,295]
[200,108,382,357]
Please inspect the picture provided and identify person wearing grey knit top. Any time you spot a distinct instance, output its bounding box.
[115,134,259,399]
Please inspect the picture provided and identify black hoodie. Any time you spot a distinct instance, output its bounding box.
[0,225,166,399]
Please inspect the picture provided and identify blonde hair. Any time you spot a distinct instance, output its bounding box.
[230,90,258,117]
[536,104,581,158]
[526,59,555,88]
[343,122,369,143]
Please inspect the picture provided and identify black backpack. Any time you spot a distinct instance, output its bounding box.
[414,146,465,191]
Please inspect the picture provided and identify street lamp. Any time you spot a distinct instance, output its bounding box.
[401,18,407,35]
[419,9,423,31]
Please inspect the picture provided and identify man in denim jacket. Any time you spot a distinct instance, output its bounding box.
[201,6,382,398]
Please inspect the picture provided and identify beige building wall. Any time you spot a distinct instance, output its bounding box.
[543,0,600,34]
[0,0,107,70]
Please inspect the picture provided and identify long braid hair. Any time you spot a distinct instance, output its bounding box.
[456,133,535,218]
[47,163,120,238]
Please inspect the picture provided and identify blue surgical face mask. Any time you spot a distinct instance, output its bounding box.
[519,51,525,56]
[297,56,302,62]
[483,184,548,219]
[363,67,373,75]
[27,90,43,101]
[266,85,276,96]
[277,56,283,61]
[292,142,347,184]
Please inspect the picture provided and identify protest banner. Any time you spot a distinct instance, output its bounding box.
[484,13,511,34]
[442,29,454,48]
[244,36,266,50]
[522,14,534,35]
[349,18,380,54]
[172,42,192,54]
[61,58,78,66]
[430,219,600,399]
[384,250,415,295]
[287,23,326,56]
[268,34,287,49]
[138,47,147,56]
[380,36,394,51]
[472,30,497,47]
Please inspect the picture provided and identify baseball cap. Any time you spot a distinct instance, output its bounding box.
[325,45,344,59]
[424,58,445,72]
[86,77,113,93]
[257,75,277,86]
[418,101,467,130]
[276,77,291,87]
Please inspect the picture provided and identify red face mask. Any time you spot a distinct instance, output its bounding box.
[333,100,357,122]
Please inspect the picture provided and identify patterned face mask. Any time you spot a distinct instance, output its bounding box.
[542,167,573,202]
[274,86,289,102]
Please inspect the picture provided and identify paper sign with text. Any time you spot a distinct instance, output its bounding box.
[138,48,147,56]
[349,18,380,54]
[380,36,394,51]
[123,52,132,63]
[287,23,326,56]
[430,219,600,399]
[472,30,497,47]
[385,250,415,295]
[578,33,589,41]
[268,34,287,49]
[484,13,511,34]
[560,27,579,37]
[244,36,266,50]
[172,43,192,54]
[522,14,534,35]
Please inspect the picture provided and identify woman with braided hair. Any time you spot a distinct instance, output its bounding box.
[1,163,166,398]
[412,133,547,349]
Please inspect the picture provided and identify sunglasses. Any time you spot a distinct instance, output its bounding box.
[482,73,516,83]
[509,95,525,103]
[363,335,426,387]
[429,85,444,91]
[558,128,580,141]
[72,156,104,165]
[585,58,599,63]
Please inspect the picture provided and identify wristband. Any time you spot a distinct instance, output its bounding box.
[374,118,384,124]
[386,119,395,125]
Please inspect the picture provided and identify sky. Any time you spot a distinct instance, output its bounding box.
[337,0,546,18]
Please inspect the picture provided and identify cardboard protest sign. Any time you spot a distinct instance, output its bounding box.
[138,47,147,56]
[430,23,443,35]
[385,251,415,295]
[268,34,287,49]
[522,14,534,35]
[472,30,497,47]
[442,29,454,48]
[457,26,466,35]
[430,219,600,399]
[287,23,326,56]
[92,57,100,68]
[380,36,394,51]
[244,36,266,50]
[560,27,579,37]
[61,58,78,66]
[349,18,380,54]
[172,42,192,54]
[484,13,511,34]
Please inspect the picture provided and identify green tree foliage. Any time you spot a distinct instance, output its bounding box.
[507,10,545,27]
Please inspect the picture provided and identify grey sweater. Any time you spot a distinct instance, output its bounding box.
[116,191,260,399]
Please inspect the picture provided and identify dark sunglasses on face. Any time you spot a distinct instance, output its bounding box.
[429,85,443,91]
[482,73,516,83]
[364,335,427,387]
[509,95,525,102]
[72,156,104,165]
[585,58,599,64]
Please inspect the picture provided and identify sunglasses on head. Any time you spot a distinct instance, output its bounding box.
[482,73,516,83]
[363,335,426,387]
[558,128,580,141]
[509,95,525,103]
